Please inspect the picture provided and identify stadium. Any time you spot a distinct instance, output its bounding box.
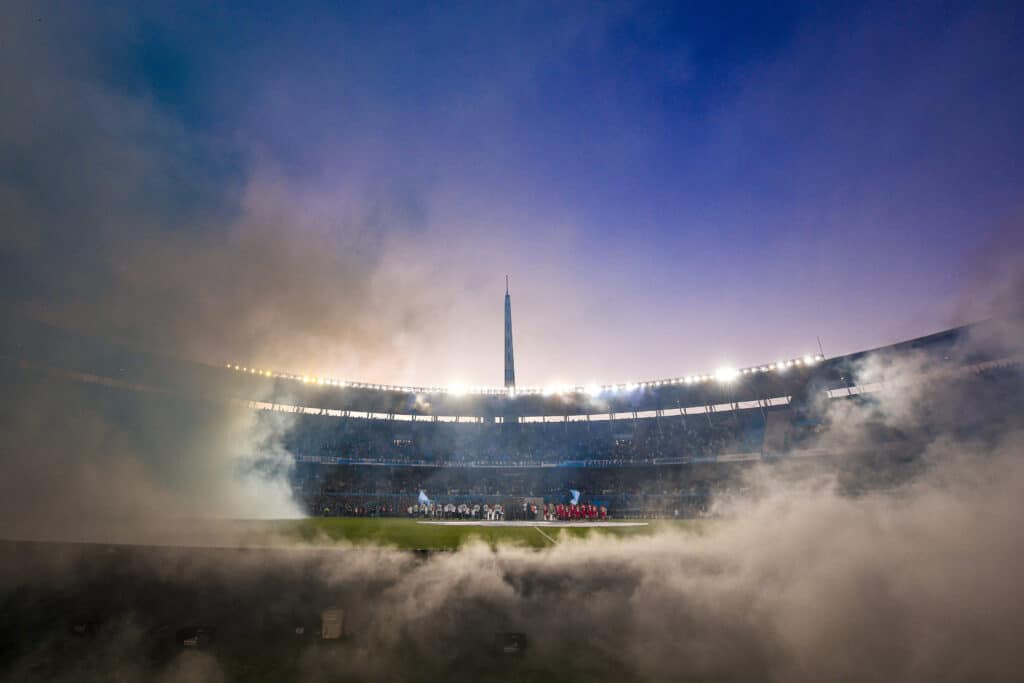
[239,290,1017,526]
[9,292,1021,534]
[4,2,1024,681]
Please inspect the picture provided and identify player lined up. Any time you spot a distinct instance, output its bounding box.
[408,502,506,520]
[541,502,607,521]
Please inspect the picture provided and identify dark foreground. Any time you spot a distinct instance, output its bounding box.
[4,497,1023,683]
[0,540,640,683]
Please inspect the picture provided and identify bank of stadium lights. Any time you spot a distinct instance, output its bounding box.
[223,353,825,394]
[714,367,739,383]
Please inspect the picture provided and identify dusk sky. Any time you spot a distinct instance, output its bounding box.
[3,1,1022,388]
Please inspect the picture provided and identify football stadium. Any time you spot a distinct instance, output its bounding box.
[3,2,1024,682]
[3,292,1023,680]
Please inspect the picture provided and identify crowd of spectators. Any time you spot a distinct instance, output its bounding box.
[278,363,1024,469]
[277,407,772,468]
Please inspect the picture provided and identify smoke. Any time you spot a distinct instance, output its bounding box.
[0,2,493,386]
[2,3,1024,679]
[0,1,472,535]
[0,361,305,542]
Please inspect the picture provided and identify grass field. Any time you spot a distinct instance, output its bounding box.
[259,517,709,550]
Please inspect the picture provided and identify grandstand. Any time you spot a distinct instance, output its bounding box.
[215,286,1014,519]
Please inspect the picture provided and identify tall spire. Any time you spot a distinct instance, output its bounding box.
[504,276,515,389]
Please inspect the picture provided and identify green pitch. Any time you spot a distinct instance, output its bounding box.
[262,517,708,550]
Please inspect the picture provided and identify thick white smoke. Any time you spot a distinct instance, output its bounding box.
[0,365,304,543]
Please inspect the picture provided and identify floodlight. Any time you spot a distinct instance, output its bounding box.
[714,367,735,382]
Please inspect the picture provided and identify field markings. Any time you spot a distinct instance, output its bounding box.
[533,526,557,545]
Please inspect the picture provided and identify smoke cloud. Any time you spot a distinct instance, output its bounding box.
[0,362,304,542]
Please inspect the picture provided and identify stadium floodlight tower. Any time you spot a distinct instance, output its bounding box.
[504,276,516,390]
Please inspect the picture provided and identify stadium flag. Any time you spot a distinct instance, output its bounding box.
[569,489,580,505]
[418,490,432,505]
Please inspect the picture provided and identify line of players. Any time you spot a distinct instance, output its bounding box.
[408,502,506,520]
[542,502,607,521]
[407,501,608,521]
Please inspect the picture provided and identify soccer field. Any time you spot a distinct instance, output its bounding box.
[263,517,708,550]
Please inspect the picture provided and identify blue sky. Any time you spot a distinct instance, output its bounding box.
[3,1,1022,386]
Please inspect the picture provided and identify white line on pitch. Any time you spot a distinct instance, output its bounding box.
[533,526,557,545]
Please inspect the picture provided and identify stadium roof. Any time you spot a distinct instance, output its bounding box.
[2,314,1011,420]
